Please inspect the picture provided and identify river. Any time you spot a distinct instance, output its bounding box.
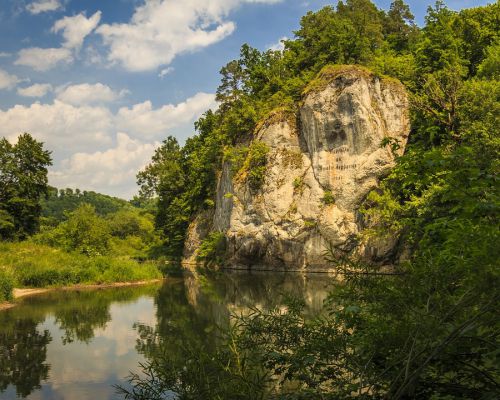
[0,271,334,400]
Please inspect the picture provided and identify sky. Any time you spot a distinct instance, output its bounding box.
[0,0,493,199]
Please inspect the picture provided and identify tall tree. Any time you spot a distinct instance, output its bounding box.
[0,133,52,239]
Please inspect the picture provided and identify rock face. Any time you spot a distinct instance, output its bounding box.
[184,66,410,270]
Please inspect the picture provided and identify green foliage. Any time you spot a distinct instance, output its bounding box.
[321,190,335,205]
[0,242,162,289]
[196,232,227,268]
[35,202,162,260]
[293,176,305,194]
[239,141,270,191]
[0,268,14,302]
[37,204,111,256]
[223,145,249,174]
[0,133,52,239]
[40,186,131,223]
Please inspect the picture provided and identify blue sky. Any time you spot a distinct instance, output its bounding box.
[0,0,492,198]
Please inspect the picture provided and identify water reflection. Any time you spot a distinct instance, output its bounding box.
[0,318,51,398]
[0,272,333,399]
[134,271,332,386]
[0,285,159,399]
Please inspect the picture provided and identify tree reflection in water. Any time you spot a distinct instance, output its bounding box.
[0,317,51,398]
[124,272,331,400]
[0,284,159,398]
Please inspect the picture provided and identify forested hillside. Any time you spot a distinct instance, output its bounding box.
[41,187,131,223]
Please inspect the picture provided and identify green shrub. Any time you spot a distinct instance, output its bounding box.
[243,141,270,191]
[0,242,162,289]
[293,176,305,194]
[321,190,335,205]
[35,203,111,256]
[196,232,227,268]
[223,145,249,174]
[0,268,14,301]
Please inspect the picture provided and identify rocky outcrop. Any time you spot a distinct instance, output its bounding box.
[184,66,410,270]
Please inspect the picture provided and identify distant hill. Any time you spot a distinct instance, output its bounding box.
[41,187,132,223]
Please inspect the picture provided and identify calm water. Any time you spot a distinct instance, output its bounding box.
[0,271,333,400]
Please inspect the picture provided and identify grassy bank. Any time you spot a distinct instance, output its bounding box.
[0,242,163,302]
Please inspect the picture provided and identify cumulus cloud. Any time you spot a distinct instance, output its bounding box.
[158,67,174,78]
[17,83,53,97]
[50,133,158,197]
[52,11,102,49]
[268,36,288,51]
[0,69,21,90]
[97,0,282,71]
[15,11,100,71]
[117,92,216,139]
[0,100,114,155]
[15,47,73,71]
[0,91,216,197]
[26,0,62,14]
[56,83,127,106]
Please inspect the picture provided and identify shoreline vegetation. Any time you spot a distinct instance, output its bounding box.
[0,279,164,311]
[0,241,165,305]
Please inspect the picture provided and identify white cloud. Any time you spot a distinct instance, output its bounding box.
[56,83,127,106]
[0,52,11,58]
[117,92,216,139]
[50,133,158,197]
[17,83,53,97]
[97,0,282,72]
[26,0,62,14]
[0,92,216,197]
[15,47,73,71]
[52,11,102,49]
[158,67,174,78]
[15,11,100,72]
[268,36,288,51]
[0,100,114,155]
[0,69,20,90]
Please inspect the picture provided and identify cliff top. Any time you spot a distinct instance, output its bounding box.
[303,64,405,97]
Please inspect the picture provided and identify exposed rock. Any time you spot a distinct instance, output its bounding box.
[184,66,410,270]
[183,208,214,266]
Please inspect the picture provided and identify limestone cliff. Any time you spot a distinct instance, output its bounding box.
[184,66,410,270]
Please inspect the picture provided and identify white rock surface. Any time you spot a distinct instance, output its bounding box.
[184,67,410,270]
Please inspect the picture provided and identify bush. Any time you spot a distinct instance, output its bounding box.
[35,203,111,256]
[0,242,162,289]
[0,268,14,301]
[243,141,270,191]
[196,232,227,268]
[321,190,335,205]
[293,176,305,194]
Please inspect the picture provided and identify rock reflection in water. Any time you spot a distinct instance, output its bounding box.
[135,271,332,370]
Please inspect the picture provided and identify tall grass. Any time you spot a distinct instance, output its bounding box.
[0,242,163,299]
[0,268,14,301]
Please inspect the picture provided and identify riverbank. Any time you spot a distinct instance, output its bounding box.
[0,279,164,311]
[0,242,165,304]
